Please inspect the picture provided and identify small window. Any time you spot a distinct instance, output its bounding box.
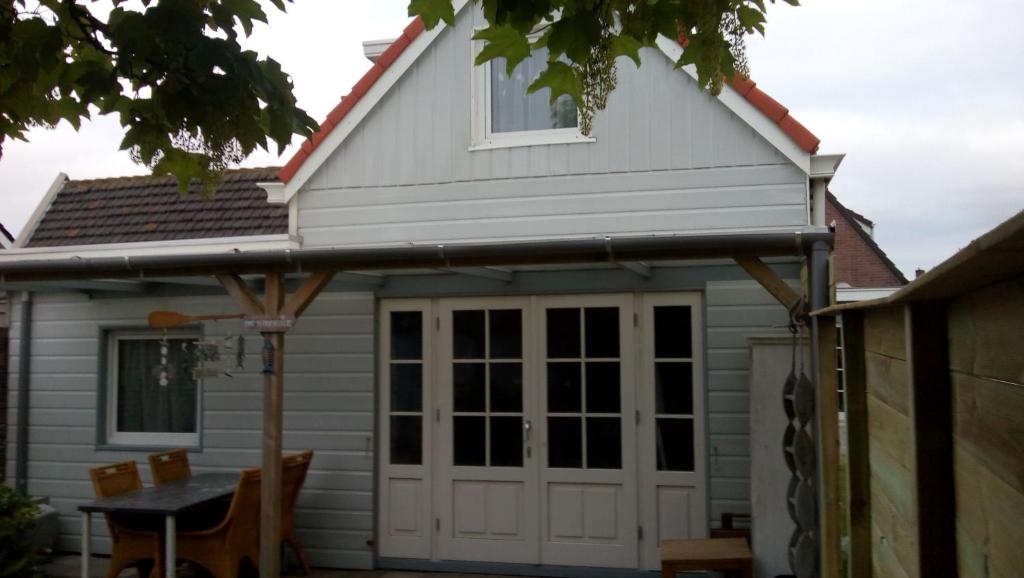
[106,331,200,447]
[472,43,594,149]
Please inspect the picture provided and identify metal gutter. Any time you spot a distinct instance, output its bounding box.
[14,291,31,493]
[0,230,833,283]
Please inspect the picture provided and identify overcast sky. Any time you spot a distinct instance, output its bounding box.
[1,0,1021,276]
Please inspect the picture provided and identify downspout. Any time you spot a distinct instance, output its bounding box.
[15,291,31,493]
[808,240,830,574]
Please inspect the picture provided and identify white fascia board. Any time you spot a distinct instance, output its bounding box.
[0,232,11,250]
[0,234,299,262]
[281,0,472,202]
[13,172,68,248]
[810,154,845,179]
[259,181,286,204]
[363,38,397,63]
[654,36,812,174]
[836,287,901,303]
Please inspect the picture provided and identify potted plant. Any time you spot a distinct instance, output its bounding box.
[0,486,41,578]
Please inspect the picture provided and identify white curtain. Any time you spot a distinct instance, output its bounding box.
[116,338,197,434]
[490,47,578,133]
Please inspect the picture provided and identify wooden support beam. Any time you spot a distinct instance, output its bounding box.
[260,272,286,578]
[216,274,264,316]
[282,271,335,318]
[816,314,842,578]
[734,256,802,311]
[840,311,872,578]
[905,302,957,578]
[619,261,652,279]
[445,266,514,283]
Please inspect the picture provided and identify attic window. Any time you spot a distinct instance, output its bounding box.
[471,43,594,149]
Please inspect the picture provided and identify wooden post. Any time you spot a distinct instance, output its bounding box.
[260,272,286,578]
[839,310,872,578]
[905,302,957,578]
[816,313,841,578]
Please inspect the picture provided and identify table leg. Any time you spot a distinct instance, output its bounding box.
[165,515,176,578]
[81,512,91,578]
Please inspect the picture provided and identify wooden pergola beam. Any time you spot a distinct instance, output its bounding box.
[282,271,335,318]
[216,274,264,316]
[734,256,802,311]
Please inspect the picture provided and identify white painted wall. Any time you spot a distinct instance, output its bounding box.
[296,5,808,249]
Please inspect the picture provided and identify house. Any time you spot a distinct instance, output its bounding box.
[0,221,10,480]
[2,4,860,574]
[826,192,907,302]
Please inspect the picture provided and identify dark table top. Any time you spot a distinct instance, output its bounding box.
[78,472,238,516]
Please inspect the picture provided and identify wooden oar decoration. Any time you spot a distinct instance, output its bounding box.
[148,310,244,329]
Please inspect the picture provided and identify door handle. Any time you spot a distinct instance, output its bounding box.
[523,419,532,442]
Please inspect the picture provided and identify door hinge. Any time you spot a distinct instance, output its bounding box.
[436,518,440,532]
[636,410,641,425]
[633,313,638,327]
[436,316,440,331]
[436,408,441,422]
[638,525,643,540]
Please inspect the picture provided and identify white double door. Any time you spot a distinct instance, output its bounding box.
[377,293,706,570]
[434,294,638,568]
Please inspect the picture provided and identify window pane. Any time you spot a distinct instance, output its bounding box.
[585,307,619,358]
[548,417,582,468]
[547,362,581,413]
[453,310,486,359]
[489,310,522,359]
[586,417,622,469]
[655,362,693,415]
[490,363,523,413]
[654,306,692,359]
[390,312,422,360]
[390,364,422,412]
[116,338,197,434]
[453,363,486,412]
[454,416,486,466]
[390,416,422,465]
[585,362,620,413]
[490,416,523,467]
[656,418,695,471]
[546,308,580,358]
[490,48,577,133]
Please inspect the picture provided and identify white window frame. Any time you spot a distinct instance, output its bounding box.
[470,34,596,150]
[106,330,201,448]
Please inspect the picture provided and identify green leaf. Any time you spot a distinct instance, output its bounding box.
[609,34,644,67]
[408,0,456,29]
[473,24,532,75]
[527,60,581,106]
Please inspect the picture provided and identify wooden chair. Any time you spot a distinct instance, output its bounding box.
[148,449,191,485]
[88,461,164,578]
[175,468,262,578]
[282,450,314,574]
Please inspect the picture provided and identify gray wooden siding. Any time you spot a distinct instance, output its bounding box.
[296,6,807,248]
[4,291,375,570]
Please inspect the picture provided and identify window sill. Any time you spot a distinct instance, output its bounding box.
[469,133,596,151]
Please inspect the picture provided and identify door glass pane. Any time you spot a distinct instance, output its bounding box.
[656,418,695,471]
[490,362,523,412]
[655,362,693,415]
[654,306,692,358]
[390,416,422,465]
[548,417,582,468]
[390,364,422,412]
[490,416,523,467]
[454,416,486,466]
[489,310,522,359]
[546,308,581,358]
[390,312,422,360]
[454,310,486,359]
[585,307,619,358]
[453,363,486,412]
[586,417,622,469]
[547,362,581,412]
[585,362,620,413]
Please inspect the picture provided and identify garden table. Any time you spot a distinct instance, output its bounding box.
[78,472,238,578]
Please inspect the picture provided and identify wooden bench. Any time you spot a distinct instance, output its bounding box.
[661,537,753,578]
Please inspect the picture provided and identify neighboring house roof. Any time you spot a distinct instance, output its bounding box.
[278,14,820,184]
[23,167,286,247]
[827,192,908,288]
[0,222,12,248]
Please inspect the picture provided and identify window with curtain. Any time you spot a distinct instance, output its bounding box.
[108,332,200,446]
[489,47,578,134]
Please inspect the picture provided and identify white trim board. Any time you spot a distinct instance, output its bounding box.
[14,172,68,249]
[0,234,300,262]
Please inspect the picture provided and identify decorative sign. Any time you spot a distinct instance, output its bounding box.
[243,316,295,333]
